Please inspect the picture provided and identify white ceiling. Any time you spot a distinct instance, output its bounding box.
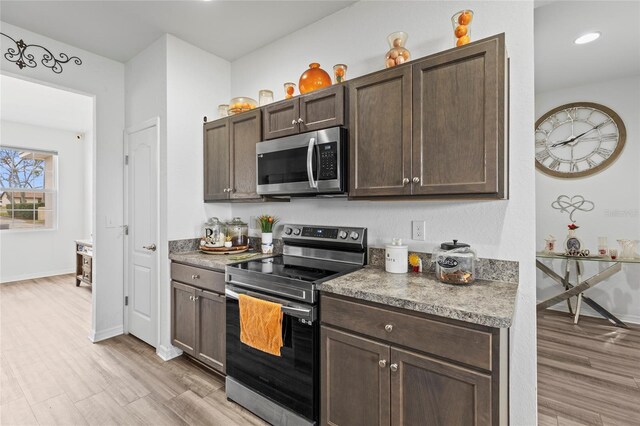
[1,75,93,133]
[535,0,640,93]
[0,1,355,63]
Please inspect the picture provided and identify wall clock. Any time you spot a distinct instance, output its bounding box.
[535,102,626,178]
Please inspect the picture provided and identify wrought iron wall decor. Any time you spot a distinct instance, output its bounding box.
[551,195,595,223]
[1,32,82,74]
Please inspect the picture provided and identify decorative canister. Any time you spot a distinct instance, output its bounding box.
[299,63,332,94]
[259,89,274,106]
[564,224,583,255]
[433,240,477,284]
[284,82,296,99]
[202,217,226,248]
[384,31,411,68]
[261,232,273,254]
[451,10,474,47]
[385,238,408,274]
[226,217,249,247]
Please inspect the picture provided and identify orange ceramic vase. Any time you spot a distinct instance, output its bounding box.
[299,63,332,94]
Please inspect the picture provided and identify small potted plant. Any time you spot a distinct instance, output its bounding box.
[258,215,279,254]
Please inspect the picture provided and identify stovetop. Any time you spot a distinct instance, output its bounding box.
[229,255,355,283]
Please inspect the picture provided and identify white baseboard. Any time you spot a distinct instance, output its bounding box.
[544,304,640,325]
[157,344,183,361]
[1,268,75,284]
[89,324,124,342]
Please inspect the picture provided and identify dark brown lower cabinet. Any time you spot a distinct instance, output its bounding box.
[171,263,226,374]
[391,347,491,426]
[321,294,507,426]
[321,327,390,426]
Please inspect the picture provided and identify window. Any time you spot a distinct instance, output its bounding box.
[0,146,57,230]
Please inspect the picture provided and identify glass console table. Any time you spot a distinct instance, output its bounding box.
[536,252,640,328]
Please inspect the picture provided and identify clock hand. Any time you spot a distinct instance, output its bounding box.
[550,121,608,148]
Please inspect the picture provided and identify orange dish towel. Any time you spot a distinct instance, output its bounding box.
[238,294,284,356]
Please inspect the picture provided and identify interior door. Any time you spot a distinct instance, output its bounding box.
[125,119,159,347]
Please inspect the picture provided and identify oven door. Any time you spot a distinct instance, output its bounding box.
[256,127,345,196]
[225,285,318,422]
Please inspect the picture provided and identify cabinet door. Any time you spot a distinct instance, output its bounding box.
[299,85,344,132]
[412,35,507,197]
[203,119,230,201]
[321,326,390,426]
[390,347,492,426]
[229,110,261,200]
[349,66,412,197]
[262,99,300,140]
[171,281,196,356]
[195,290,226,373]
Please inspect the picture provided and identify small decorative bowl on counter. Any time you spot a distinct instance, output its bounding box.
[229,97,257,115]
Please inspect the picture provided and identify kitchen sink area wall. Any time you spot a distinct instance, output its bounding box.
[217,1,537,424]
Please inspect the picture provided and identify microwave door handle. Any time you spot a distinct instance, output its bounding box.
[306,137,318,189]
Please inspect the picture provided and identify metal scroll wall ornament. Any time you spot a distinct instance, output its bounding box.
[551,195,595,223]
[0,32,82,74]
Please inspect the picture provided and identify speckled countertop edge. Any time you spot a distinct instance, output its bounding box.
[318,266,518,328]
[169,250,273,272]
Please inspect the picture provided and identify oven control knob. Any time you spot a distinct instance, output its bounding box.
[284,227,292,235]
[350,231,360,240]
[293,228,301,236]
[338,230,348,239]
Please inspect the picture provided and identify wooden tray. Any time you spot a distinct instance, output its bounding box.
[200,245,249,255]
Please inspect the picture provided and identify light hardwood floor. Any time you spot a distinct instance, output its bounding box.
[0,274,266,426]
[538,310,640,426]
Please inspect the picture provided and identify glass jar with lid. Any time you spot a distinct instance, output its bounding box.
[226,217,248,247]
[202,217,227,248]
[433,239,477,284]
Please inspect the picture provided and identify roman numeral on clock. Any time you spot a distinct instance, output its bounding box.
[586,157,597,168]
[595,147,612,158]
[549,159,561,170]
[536,151,551,163]
[570,162,580,172]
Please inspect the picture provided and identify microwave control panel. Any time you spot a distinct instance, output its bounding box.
[319,142,338,180]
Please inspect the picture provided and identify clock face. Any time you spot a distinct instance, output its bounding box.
[535,102,626,178]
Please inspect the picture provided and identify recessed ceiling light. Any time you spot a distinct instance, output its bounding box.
[574,32,601,45]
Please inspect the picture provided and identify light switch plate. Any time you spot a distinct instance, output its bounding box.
[412,220,425,241]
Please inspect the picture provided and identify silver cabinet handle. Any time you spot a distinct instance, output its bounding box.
[189,295,194,301]
[191,274,200,280]
[402,178,409,185]
[292,119,297,125]
[143,244,156,251]
[223,188,228,193]
[385,324,393,332]
[390,363,398,372]
[412,177,420,183]
[379,359,387,368]
[194,296,199,301]
[297,118,304,124]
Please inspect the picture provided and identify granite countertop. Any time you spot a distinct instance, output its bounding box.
[169,250,272,271]
[318,266,518,328]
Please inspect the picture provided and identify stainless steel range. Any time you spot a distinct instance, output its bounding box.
[225,223,367,426]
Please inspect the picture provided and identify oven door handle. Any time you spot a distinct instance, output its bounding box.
[306,137,318,189]
[225,288,315,321]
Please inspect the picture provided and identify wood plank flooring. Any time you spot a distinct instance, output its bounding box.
[537,310,640,426]
[0,274,266,426]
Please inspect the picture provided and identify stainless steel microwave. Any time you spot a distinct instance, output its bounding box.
[256,127,347,196]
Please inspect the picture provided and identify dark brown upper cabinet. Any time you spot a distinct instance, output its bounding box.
[349,33,508,200]
[348,66,413,197]
[412,34,507,198]
[203,109,262,202]
[263,85,345,140]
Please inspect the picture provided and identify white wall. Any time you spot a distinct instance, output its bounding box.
[0,122,90,281]
[126,34,231,357]
[536,75,640,324]
[223,2,537,423]
[0,22,125,342]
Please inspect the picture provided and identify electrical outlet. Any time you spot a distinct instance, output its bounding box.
[412,220,425,241]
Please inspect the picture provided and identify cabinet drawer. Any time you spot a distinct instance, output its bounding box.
[171,263,225,294]
[82,255,92,267]
[82,270,92,283]
[321,295,492,371]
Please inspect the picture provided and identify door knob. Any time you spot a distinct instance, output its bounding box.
[379,359,387,368]
[402,178,409,185]
[412,177,420,183]
[143,244,157,251]
[292,119,297,125]
[385,324,393,332]
[297,118,304,124]
[390,363,398,372]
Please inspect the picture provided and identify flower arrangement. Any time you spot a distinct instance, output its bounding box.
[258,215,279,233]
[568,224,579,230]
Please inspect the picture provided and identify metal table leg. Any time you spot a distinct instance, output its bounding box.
[574,261,582,324]
[535,260,628,328]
